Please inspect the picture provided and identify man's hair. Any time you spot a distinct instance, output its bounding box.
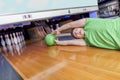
[71,28,78,39]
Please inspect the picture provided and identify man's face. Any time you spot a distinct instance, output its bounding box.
[72,28,85,39]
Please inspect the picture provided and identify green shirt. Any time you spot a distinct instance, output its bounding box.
[84,18,120,49]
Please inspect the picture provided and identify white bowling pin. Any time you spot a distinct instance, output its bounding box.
[10,34,18,54]
[5,34,11,46]
[16,32,22,51]
[0,35,5,47]
[56,24,59,29]
[21,32,26,47]
[10,34,15,45]
[50,25,54,32]
[16,32,20,43]
[13,33,18,45]
[18,32,22,43]
[19,32,24,48]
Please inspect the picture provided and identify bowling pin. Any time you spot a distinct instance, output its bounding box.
[18,32,24,48]
[13,33,18,45]
[10,33,17,54]
[20,32,26,48]
[5,34,14,55]
[50,25,54,32]
[12,32,21,55]
[10,34,15,45]
[0,35,5,47]
[16,32,20,43]
[0,35,8,54]
[16,32,22,52]
[18,32,23,43]
[56,24,59,29]
[5,34,11,46]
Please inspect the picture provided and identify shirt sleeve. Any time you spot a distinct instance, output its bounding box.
[83,18,91,27]
[84,18,99,27]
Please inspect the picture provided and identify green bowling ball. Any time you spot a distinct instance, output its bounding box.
[45,34,56,46]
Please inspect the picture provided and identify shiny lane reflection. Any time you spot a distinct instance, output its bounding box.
[30,61,67,80]
[3,41,120,80]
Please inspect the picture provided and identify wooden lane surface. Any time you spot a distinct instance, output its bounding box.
[2,41,120,80]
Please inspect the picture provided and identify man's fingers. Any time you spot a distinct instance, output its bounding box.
[55,40,58,42]
[51,30,57,34]
[55,39,59,44]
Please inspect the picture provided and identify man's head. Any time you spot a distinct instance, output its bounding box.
[71,28,85,39]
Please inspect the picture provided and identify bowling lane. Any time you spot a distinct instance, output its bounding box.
[2,41,120,80]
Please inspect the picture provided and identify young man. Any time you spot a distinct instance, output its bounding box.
[52,18,120,50]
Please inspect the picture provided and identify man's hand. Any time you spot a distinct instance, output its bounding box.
[51,29,61,35]
[55,40,61,45]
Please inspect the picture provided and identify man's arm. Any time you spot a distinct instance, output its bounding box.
[55,39,87,46]
[52,18,86,34]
